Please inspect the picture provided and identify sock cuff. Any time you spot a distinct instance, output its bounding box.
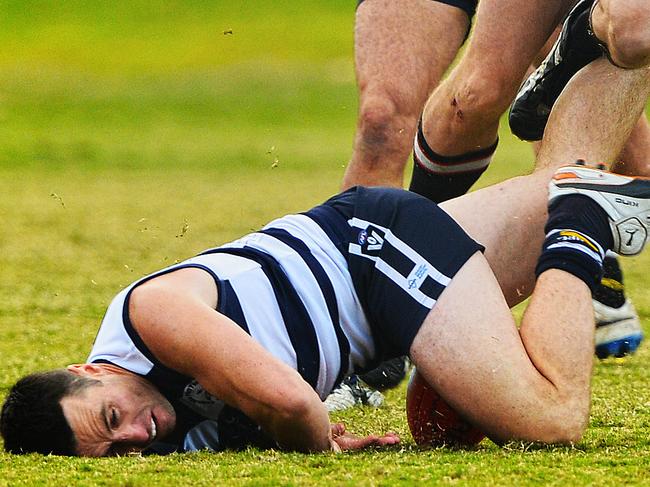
[544,228,606,262]
[413,120,498,175]
[536,252,603,292]
[536,228,605,291]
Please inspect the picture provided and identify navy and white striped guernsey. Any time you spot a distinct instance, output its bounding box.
[88,211,373,452]
[87,186,483,453]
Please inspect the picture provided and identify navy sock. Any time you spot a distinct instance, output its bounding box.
[536,195,613,291]
[593,255,626,308]
[409,121,497,204]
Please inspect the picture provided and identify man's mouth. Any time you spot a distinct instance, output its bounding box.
[150,416,157,442]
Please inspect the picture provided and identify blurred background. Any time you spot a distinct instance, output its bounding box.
[1,3,649,484]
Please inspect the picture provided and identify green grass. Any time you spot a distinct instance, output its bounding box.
[1,1,649,485]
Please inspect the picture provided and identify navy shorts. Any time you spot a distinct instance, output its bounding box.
[357,0,477,20]
[305,187,484,363]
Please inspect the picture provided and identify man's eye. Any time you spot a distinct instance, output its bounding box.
[110,409,119,429]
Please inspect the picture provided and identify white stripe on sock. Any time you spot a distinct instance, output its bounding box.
[413,135,493,175]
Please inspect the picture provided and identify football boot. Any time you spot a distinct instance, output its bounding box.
[549,164,650,256]
[509,0,603,141]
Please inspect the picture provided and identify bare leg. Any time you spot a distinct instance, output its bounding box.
[420,0,569,156]
[535,62,650,170]
[410,59,650,443]
[342,0,468,189]
[443,60,650,305]
[614,115,650,176]
[530,19,650,177]
[591,0,650,69]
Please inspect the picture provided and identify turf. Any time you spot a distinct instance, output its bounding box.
[1,1,649,485]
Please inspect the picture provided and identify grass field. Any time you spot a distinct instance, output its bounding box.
[1,1,649,485]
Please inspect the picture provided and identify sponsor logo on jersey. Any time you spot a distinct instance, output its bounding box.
[357,227,385,255]
[358,229,368,245]
[407,263,428,289]
[181,380,225,420]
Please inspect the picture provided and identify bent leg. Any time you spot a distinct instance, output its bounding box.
[441,59,650,305]
[614,115,650,176]
[528,26,650,177]
[410,256,592,443]
[409,59,650,443]
[420,0,569,156]
[410,0,570,202]
[342,0,469,189]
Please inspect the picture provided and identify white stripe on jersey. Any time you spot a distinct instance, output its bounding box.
[348,243,435,308]
[185,253,298,374]
[348,217,452,285]
[89,212,374,399]
[264,214,374,376]
[89,288,154,374]
[221,232,342,398]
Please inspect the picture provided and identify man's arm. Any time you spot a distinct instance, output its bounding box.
[128,267,333,452]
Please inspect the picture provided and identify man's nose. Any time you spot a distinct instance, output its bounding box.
[116,421,151,445]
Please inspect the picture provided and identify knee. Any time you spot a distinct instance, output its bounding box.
[492,396,589,445]
[356,88,420,156]
[532,397,589,445]
[448,71,516,125]
[539,411,588,444]
[601,2,650,68]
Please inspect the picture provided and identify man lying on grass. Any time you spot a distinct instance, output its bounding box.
[2,59,650,456]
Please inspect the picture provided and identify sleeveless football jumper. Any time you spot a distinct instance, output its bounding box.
[88,186,483,452]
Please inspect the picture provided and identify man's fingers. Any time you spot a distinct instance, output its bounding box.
[333,432,401,451]
[375,433,401,446]
[330,422,346,437]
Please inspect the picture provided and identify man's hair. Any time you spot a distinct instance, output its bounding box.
[1,369,98,455]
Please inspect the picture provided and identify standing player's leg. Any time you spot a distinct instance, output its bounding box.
[445,58,649,302]
[616,117,650,177]
[329,0,472,412]
[409,0,571,202]
[514,0,650,357]
[341,0,471,190]
[511,0,650,142]
[410,60,650,442]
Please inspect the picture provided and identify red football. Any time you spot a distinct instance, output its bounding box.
[406,369,485,447]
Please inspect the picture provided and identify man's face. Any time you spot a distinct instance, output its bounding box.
[61,365,176,457]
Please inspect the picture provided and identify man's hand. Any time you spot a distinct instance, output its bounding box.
[329,423,400,452]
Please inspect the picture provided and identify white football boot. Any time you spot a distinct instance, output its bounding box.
[549,164,648,358]
[324,375,384,412]
[549,164,650,256]
[594,297,643,358]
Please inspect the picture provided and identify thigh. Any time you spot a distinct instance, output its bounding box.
[355,0,469,109]
[409,251,557,441]
[440,169,551,307]
[459,0,572,90]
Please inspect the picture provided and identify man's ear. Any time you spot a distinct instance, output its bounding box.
[66,363,106,377]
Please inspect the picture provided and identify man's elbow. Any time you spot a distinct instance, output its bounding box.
[272,383,322,424]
